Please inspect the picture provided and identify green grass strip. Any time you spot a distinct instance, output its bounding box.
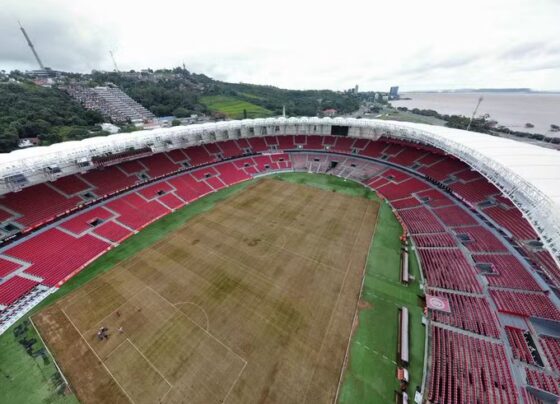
[338,200,425,403]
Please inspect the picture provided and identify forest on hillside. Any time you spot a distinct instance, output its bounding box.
[0,82,105,152]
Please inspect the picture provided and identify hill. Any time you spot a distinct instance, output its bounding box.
[90,68,360,118]
[0,82,105,153]
[0,68,361,153]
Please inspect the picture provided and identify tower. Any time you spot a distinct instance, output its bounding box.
[18,21,46,70]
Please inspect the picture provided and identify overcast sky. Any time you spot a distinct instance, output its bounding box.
[2,0,559,91]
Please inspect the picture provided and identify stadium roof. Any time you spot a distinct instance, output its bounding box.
[0,117,559,258]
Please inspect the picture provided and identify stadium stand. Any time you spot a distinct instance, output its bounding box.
[428,326,518,404]
[525,369,560,396]
[1,133,559,403]
[539,335,560,372]
[490,290,560,321]
[429,291,501,337]
[505,326,537,365]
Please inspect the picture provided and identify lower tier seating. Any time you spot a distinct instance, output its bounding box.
[428,326,518,404]
[429,291,501,337]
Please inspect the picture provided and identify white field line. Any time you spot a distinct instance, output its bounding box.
[126,338,173,388]
[146,286,247,366]
[222,360,248,404]
[301,201,371,403]
[333,203,380,403]
[61,308,136,404]
[173,301,210,331]
[29,317,74,395]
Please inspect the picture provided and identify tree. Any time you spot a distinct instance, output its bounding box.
[171,119,181,126]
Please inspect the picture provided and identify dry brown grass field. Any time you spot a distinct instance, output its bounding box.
[33,179,379,404]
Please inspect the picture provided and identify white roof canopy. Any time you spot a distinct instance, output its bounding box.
[0,117,558,259]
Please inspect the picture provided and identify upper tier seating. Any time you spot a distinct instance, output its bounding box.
[473,254,542,291]
[80,166,137,196]
[454,226,509,253]
[51,175,91,195]
[483,205,538,240]
[539,335,560,372]
[490,290,560,321]
[525,369,560,396]
[450,178,500,204]
[0,184,81,229]
[505,326,536,365]
[419,249,482,292]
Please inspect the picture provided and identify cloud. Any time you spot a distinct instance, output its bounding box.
[0,1,116,71]
[1,0,559,91]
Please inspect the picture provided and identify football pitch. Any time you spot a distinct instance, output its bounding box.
[32,179,379,403]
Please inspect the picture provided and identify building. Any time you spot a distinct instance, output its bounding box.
[389,86,399,100]
[100,123,120,134]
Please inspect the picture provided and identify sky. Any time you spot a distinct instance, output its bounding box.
[1,0,559,92]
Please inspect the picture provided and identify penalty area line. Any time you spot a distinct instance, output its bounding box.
[60,308,137,404]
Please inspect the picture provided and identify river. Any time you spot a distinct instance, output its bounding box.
[391,92,560,137]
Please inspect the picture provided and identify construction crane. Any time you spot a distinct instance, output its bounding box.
[109,51,119,72]
[18,21,46,70]
[467,96,484,131]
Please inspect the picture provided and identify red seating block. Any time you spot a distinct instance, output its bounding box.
[6,229,110,287]
[418,249,482,292]
[0,276,38,306]
[0,258,22,278]
[51,175,91,195]
[473,254,541,291]
[490,290,560,321]
[60,207,114,234]
[433,205,478,227]
[93,221,133,243]
[418,249,481,292]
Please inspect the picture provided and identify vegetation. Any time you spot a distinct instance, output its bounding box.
[0,68,361,152]
[90,68,360,118]
[89,70,208,117]
[200,95,273,119]
[0,82,105,152]
[339,200,424,403]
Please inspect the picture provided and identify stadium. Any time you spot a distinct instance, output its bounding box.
[0,117,559,403]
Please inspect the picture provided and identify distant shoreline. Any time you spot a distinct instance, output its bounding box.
[400,89,560,95]
[391,92,560,138]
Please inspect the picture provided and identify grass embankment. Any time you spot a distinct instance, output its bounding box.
[0,173,425,403]
[0,181,253,404]
[200,95,273,119]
